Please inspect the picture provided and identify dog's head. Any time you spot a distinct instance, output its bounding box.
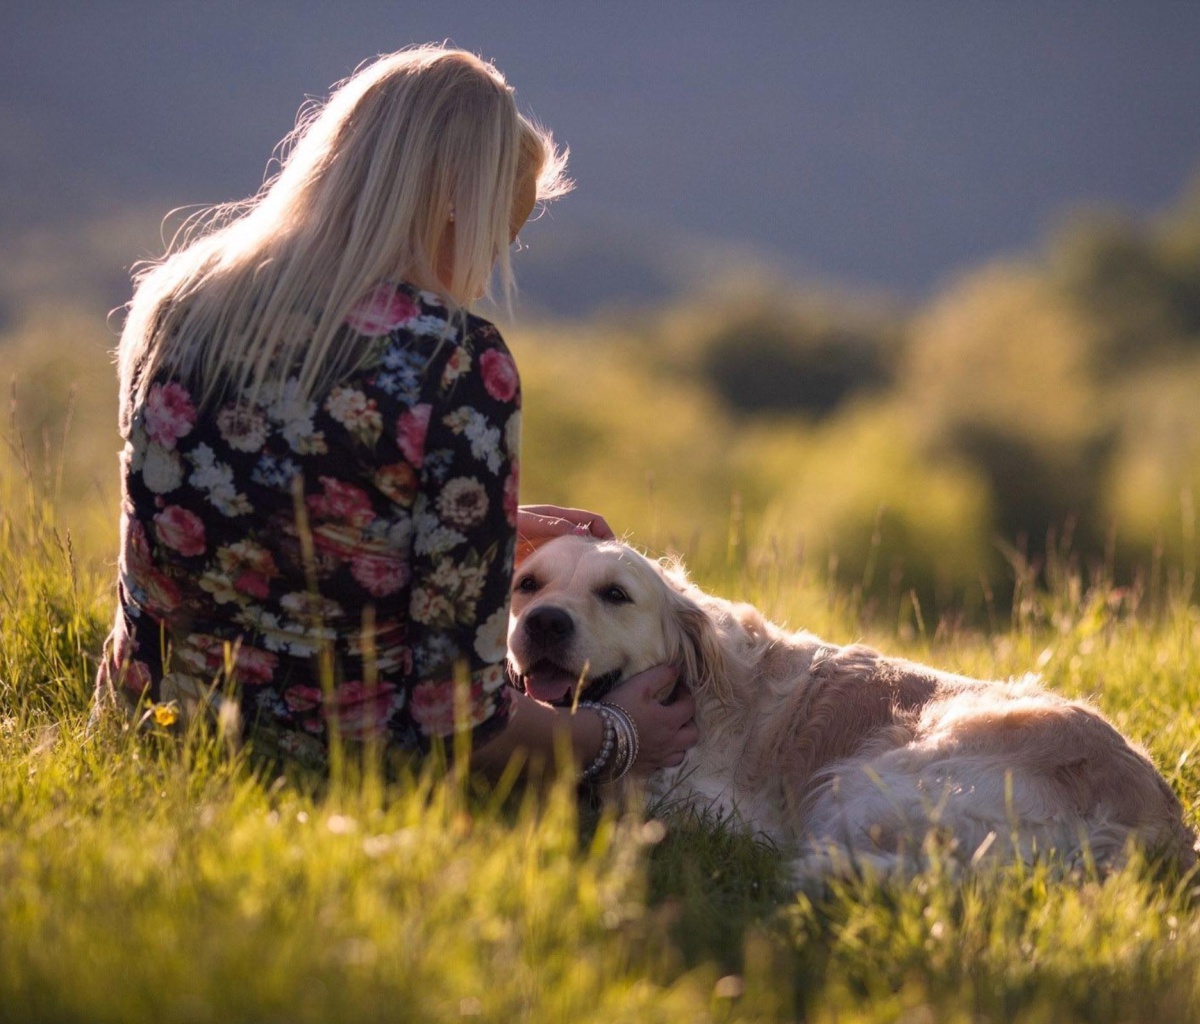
[507,535,729,705]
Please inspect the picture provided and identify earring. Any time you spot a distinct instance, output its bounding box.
[448,206,456,224]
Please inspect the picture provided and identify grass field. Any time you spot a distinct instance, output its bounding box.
[2,463,1198,1024]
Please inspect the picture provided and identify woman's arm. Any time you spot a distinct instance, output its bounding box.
[473,664,698,780]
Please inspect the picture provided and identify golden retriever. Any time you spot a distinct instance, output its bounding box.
[507,535,1198,877]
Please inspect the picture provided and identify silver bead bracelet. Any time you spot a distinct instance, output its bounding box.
[578,700,639,783]
[579,701,616,782]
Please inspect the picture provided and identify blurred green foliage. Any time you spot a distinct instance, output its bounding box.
[5,179,1200,616]
[696,314,895,418]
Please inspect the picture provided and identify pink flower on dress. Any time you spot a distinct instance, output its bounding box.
[216,541,279,600]
[125,518,152,565]
[234,571,270,600]
[350,551,410,597]
[306,477,376,528]
[182,634,278,687]
[345,284,419,335]
[410,678,489,736]
[333,680,399,740]
[396,405,431,467]
[503,465,519,527]
[284,681,398,740]
[410,679,457,735]
[120,658,153,695]
[153,505,207,557]
[284,685,323,714]
[479,349,519,403]
[123,519,182,616]
[233,645,279,686]
[143,382,197,449]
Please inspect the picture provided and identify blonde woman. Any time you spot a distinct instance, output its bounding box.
[96,45,697,780]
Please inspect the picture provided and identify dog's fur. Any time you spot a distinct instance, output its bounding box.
[508,535,1198,877]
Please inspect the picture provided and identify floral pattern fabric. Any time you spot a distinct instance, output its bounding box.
[96,282,519,763]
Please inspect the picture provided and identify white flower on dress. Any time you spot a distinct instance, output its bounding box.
[199,570,239,605]
[385,515,414,549]
[267,379,316,424]
[440,346,472,387]
[325,386,382,442]
[236,606,335,658]
[437,476,489,529]
[410,558,487,627]
[283,420,327,455]
[428,559,486,604]
[412,499,466,557]
[187,443,252,517]
[410,586,453,626]
[408,314,456,338]
[473,606,509,662]
[280,590,344,623]
[479,663,508,693]
[216,405,269,452]
[268,379,326,454]
[443,407,503,473]
[142,442,183,494]
[236,607,286,651]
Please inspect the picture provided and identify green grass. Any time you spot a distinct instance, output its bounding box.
[2,472,1199,1023]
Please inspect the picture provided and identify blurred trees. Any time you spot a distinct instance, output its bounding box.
[903,264,1112,553]
[1051,187,1200,372]
[5,177,1200,614]
[699,315,893,418]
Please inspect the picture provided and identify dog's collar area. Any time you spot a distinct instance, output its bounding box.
[571,667,623,705]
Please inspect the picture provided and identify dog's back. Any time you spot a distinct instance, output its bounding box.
[654,587,1197,876]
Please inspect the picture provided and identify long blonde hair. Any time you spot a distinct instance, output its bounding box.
[117,44,570,435]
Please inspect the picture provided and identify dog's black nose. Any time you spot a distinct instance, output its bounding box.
[524,606,575,649]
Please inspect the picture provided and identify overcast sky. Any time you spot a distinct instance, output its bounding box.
[3,2,1199,312]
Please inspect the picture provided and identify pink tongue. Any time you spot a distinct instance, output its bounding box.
[524,667,578,703]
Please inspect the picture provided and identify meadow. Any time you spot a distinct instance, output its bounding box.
[2,455,1199,1022]
[2,190,1200,1021]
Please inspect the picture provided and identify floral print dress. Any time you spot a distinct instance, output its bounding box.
[96,282,519,766]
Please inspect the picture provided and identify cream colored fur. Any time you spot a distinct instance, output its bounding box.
[508,536,1198,878]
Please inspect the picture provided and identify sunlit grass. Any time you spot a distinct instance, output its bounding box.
[1,457,1199,1023]
[3,285,1200,1020]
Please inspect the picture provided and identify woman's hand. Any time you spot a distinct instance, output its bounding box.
[605,664,698,773]
[517,504,614,557]
[471,663,696,782]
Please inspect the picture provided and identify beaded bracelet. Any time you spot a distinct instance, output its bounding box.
[579,701,616,781]
[604,701,639,767]
[578,701,641,783]
[602,702,639,781]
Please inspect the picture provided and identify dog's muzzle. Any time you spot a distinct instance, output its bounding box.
[513,605,624,705]
[522,605,575,650]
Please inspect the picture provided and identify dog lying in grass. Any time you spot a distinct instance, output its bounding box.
[507,535,1198,878]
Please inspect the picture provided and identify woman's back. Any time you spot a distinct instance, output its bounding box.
[102,282,520,767]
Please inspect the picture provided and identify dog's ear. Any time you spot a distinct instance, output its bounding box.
[660,569,732,703]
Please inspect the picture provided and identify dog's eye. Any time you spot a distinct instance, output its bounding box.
[515,575,540,594]
[597,584,632,605]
